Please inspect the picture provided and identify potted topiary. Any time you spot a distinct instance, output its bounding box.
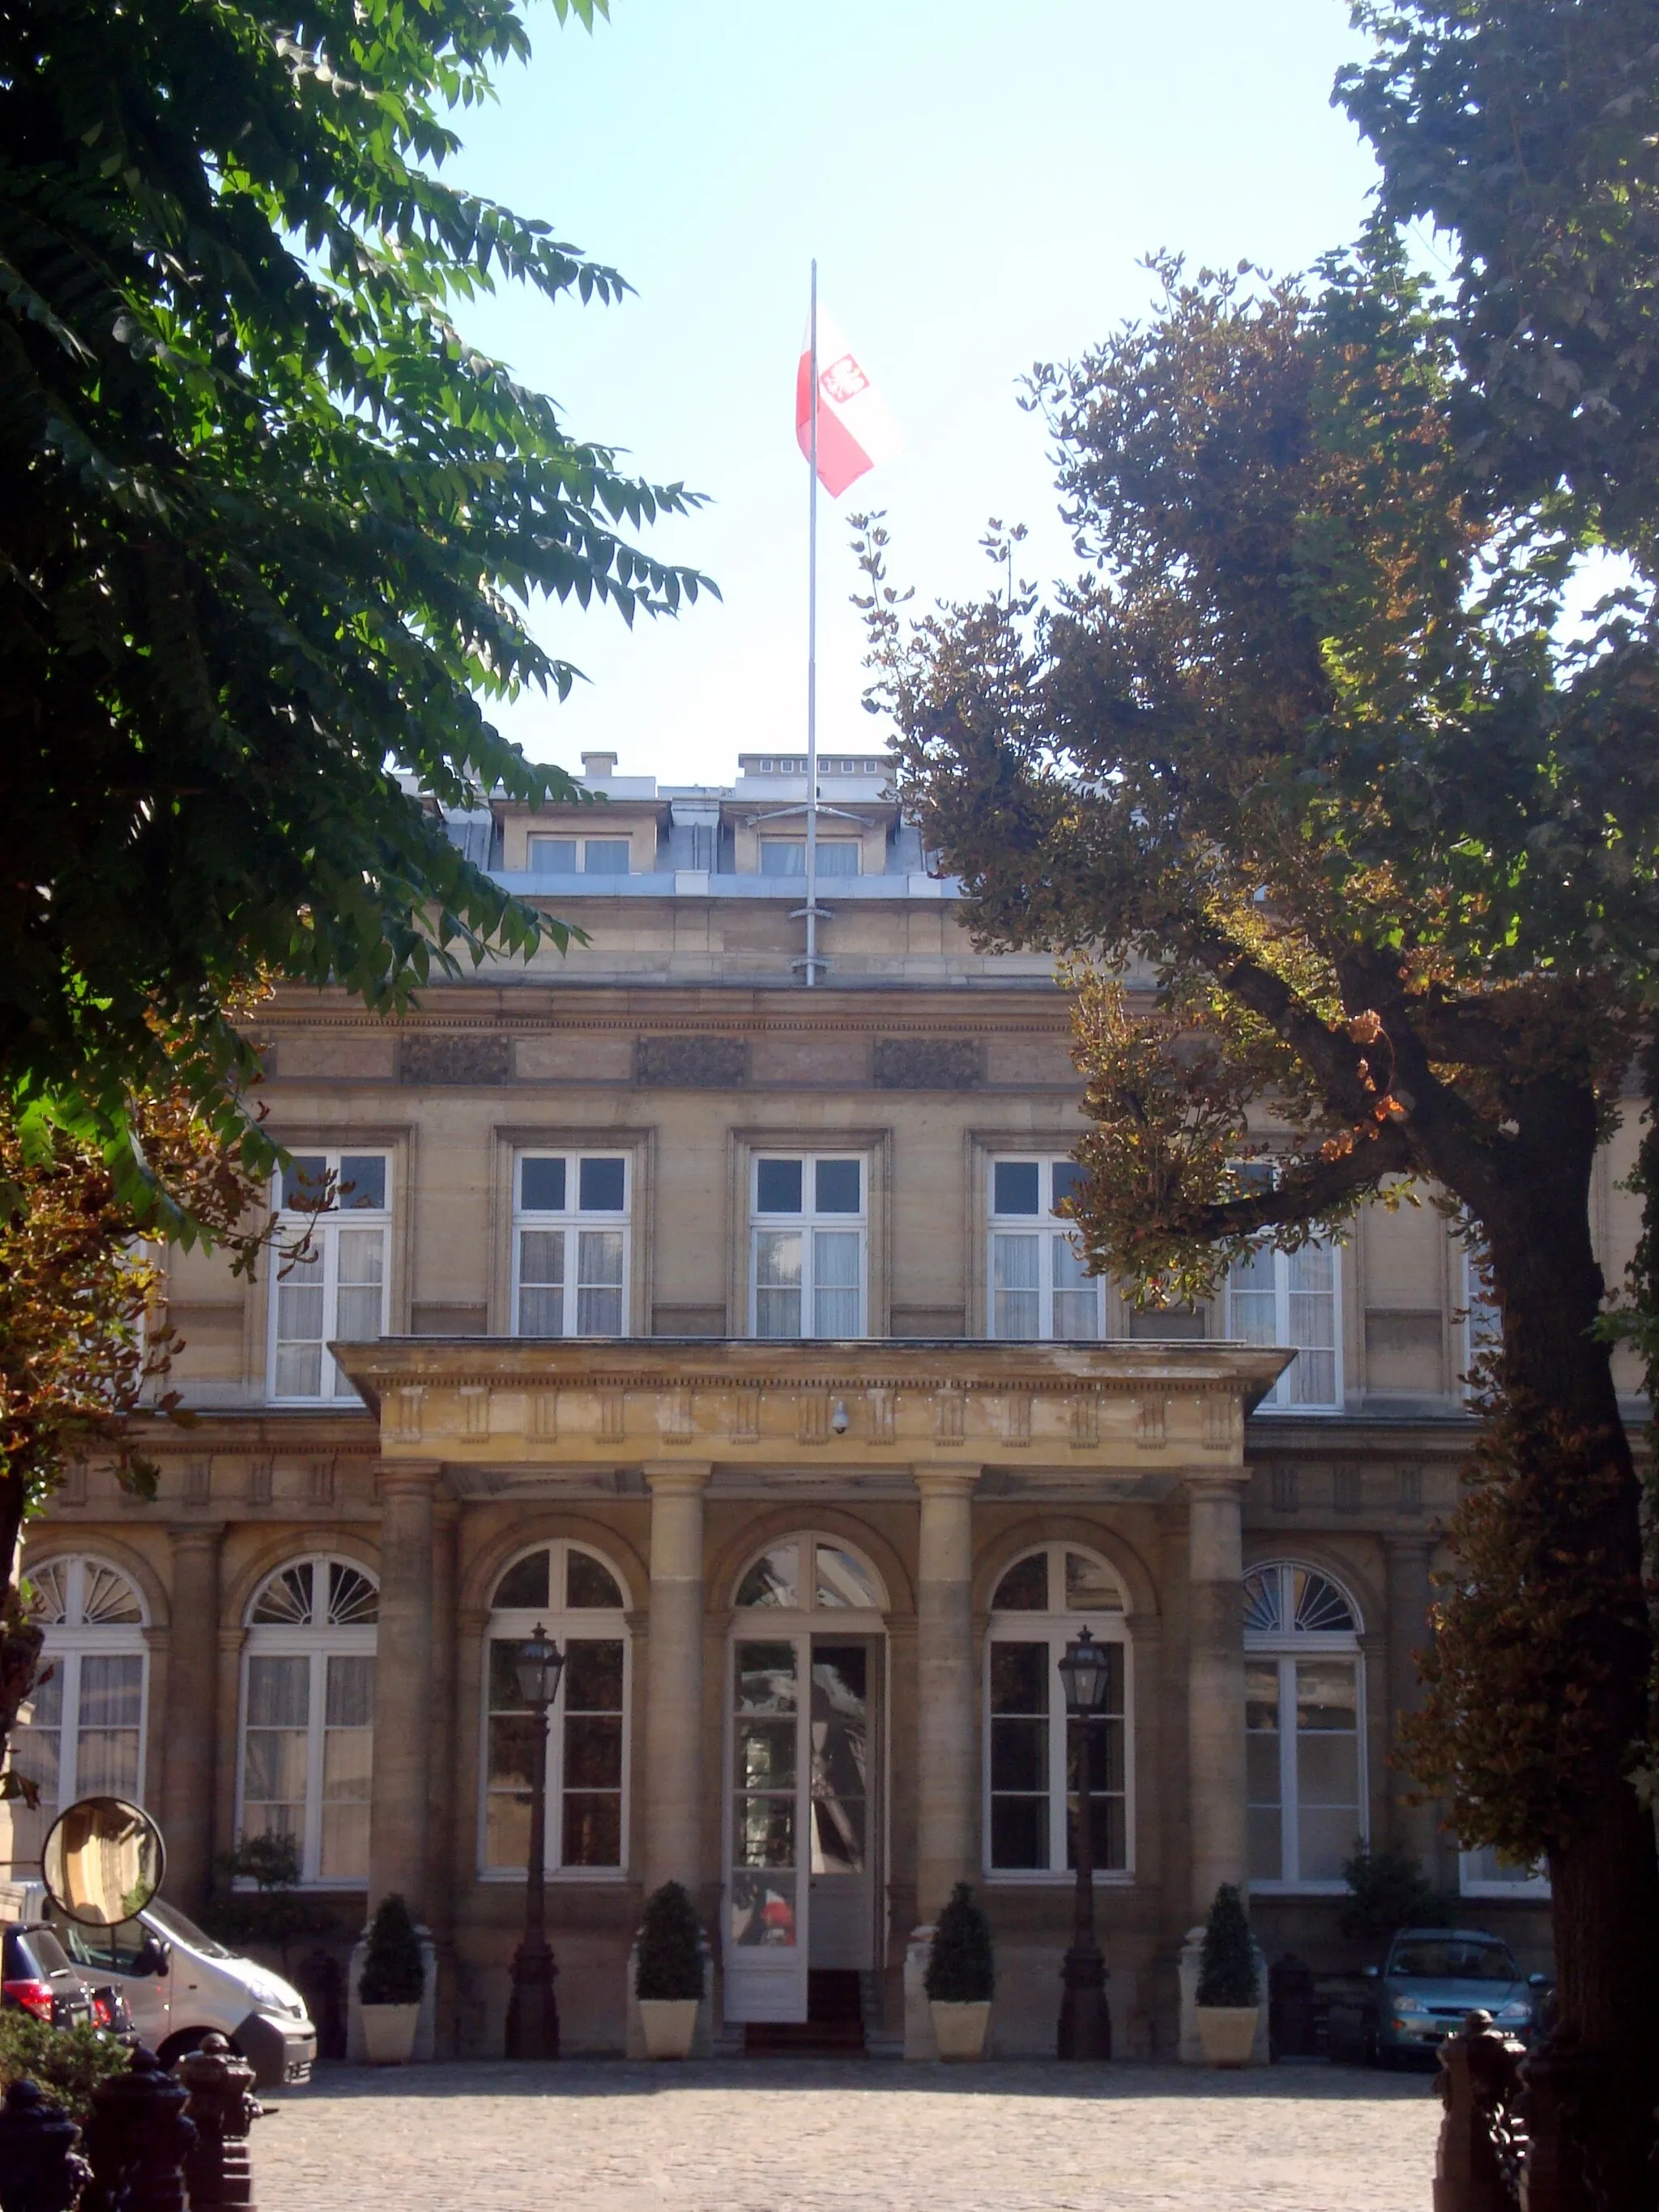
[1194,1882,1260,2066]
[634,1882,704,2059]
[357,1893,424,2064]
[924,1882,995,2061]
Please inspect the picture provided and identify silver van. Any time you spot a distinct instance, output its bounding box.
[0,1880,315,2087]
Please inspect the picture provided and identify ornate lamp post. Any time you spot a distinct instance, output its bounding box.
[1056,1626,1113,2060]
[505,1622,565,2060]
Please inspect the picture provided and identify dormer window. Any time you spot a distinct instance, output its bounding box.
[527,835,631,876]
[759,838,859,877]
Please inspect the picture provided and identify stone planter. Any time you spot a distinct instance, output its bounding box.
[929,2000,992,2062]
[638,1999,699,2061]
[360,2002,420,2065]
[1195,2005,1259,2069]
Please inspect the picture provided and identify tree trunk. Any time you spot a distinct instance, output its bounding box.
[1469,1080,1659,2206]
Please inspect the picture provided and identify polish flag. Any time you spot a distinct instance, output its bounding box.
[796,305,902,497]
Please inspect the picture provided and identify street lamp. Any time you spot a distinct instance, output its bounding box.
[1056,1626,1113,2061]
[505,1622,565,2060]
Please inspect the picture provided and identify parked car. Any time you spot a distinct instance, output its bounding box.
[1326,1927,1546,2067]
[0,1882,315,2088]
[2,1922,96,2031]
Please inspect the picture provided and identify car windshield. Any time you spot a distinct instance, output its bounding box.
[1391,1938,1520,1982]
[145,1901,235,1959]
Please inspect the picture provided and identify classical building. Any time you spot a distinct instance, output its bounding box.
[6,748,1638,2057]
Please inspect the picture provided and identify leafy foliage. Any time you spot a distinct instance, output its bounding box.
[0,0,711,1184]
[204,1834,335,1971]
[1338,1843,1454,1946]
[1338,0,1659,560]
[634,1880,704,2002]
[924,1882,995,2004]
[1196,1884,1259,2009]
[358,1893,424,2007]
[0,2010,130,2125]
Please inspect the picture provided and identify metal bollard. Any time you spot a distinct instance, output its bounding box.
[177,2034,262,2212]
[80,2047,197,2212]
[1434,2010,1528,2212]
[0,2078,91,2212]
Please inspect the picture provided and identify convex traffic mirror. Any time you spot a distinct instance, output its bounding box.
[41,1796,165,1927]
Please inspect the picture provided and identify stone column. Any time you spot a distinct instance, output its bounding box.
[159,1525,224,1912]
[915,1465,979,1920]
[368,1463,438,1915]
[643,1463,711,1893]
[1183,1473,1247,1916]
[1384,1535,1437,1866]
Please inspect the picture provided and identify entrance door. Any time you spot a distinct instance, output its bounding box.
[725,1634,877,2022]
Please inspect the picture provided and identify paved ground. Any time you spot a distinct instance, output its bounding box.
[257,2059,1439,2211]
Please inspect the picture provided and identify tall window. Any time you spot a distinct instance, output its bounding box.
[987,1158,1101,1339]
[1244,1561,1365,1890]
[269,1152,390,1402]
[750,1154,866,1338]
[984,1544,1131,1878]
[1226,1242,1341,1409]
[757,838,860,877]
[527,834,631,875]
[2,1558,148,1868]
[481,1542,629,1878]
[512,1153,629,1337]
[237,1557,377,1885]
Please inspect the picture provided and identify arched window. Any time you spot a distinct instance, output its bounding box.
[481,1541,629,1879]
[732,1533,885,1615]
[237,1555,378,1885]
[985,1543,1132,1878]
[1243,1561,1365,1890]
[3,1557,149,1868]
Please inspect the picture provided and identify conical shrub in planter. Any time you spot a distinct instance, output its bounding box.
[924,1882,995,2061]
[1195,1883,1260,2067]
[634,1882,704,2059]
[358,1893,424,2064]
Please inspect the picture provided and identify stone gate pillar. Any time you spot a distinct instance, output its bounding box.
[160,1524,224,1913]
[1183,1472,1248,1915]
[368,1462,438,1915]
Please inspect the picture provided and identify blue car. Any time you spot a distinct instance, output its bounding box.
[1327,1927,1546,2067]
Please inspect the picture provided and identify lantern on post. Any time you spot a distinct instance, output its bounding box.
[1055,1626,1113,2061]
[505,1623,565,2061]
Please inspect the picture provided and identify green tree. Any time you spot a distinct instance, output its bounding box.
[864,245,1658,2197]
[0,0,710,1207]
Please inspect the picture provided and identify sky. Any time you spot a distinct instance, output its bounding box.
[450,1,1384,788]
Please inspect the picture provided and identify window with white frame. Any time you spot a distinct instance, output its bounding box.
[757,837,860,877]
[1459,1843,1550,1899]
[481,1542,629,1877]
[987,1158,1102,1340]
[527,834,632,876]
[749,1154,866,1338]
[268,1152,391,1403]
[1245,1561,1365,1890]
[985,1544,1131,1878]
[2,1558,149,1869]
[237,1557,377,1885]
[512,1153,629,1337]
[1226,1241,1341,1409]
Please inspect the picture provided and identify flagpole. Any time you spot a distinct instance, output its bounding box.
[804,257,820,988]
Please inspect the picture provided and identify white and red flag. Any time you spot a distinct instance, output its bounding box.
[795,305,901,497]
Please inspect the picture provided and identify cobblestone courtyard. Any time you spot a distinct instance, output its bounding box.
[258,2061,1439,2211]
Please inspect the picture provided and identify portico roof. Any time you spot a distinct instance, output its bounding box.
[333,1336,1294,1501]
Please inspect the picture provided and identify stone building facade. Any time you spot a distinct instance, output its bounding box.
[6,749,1640,2056]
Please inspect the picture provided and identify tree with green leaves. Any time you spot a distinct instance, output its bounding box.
[0,0,708,1775]
[863,232,1659,2194]
[1,0,710,1217]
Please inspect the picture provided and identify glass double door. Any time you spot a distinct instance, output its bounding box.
[725,1635,876,2023]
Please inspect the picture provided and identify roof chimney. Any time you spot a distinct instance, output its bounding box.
[581,750,619,781]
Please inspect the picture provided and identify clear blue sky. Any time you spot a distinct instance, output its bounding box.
[450,1,1383,786]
